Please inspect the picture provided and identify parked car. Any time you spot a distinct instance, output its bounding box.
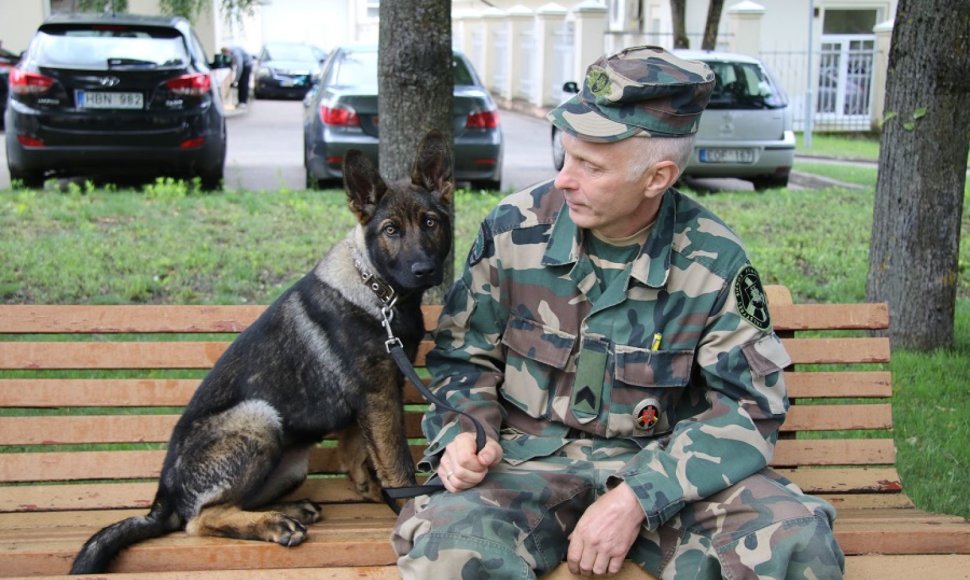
[253,41,326,99]
[303,44,503,190]
[551,50,794,190]
[4,13,227,189]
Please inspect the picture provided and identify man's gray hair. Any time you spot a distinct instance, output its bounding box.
[626,134,697,181]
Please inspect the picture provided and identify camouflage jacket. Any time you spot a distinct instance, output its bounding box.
[422,181,792,531]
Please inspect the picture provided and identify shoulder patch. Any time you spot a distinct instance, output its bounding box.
[467,222,492,267]
[733,265,771,331]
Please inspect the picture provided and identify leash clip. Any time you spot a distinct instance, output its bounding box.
[381,302,403,352]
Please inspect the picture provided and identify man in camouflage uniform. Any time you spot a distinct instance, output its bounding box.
[392,46,845,579]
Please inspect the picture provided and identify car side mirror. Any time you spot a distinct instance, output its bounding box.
[562,81,579,94]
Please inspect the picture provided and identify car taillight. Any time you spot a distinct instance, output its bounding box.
[9,68,54,95]
[320,105,359,126]
[165,73,211,97]
[466,109,498,129]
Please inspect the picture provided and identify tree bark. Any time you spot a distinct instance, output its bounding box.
[701,0,725,51]
[378,0,453,183]
[378,0,454,301]
[866,0,970,350]
[670,0,690,49]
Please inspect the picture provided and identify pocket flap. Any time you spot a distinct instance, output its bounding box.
[502,315,575,370]
[614,346,693,388]
[742,333,792,377]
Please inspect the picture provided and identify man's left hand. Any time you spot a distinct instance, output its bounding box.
[567,481,645,576]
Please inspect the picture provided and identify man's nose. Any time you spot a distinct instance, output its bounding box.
[554,157,575,190]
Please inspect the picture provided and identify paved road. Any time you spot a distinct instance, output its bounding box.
[0,98,859,191]
[0,99,559,192]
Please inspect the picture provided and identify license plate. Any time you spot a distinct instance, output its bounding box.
[699,148,756,164]
[76,90,144,110]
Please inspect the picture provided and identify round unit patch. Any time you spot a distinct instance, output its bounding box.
[733,265,771,331]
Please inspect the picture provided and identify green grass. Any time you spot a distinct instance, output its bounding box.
[2,157,968,520]
[796,131,881,160]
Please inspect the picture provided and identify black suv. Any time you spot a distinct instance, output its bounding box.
[5,13,227,189]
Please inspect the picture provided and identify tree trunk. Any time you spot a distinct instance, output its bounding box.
[701,0,725,51]
[378,0,453,183]
[670,0,690,49]
[866,0,970,350]
[378,0,454,301]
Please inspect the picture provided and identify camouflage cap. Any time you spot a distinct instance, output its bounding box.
[547,45,715,142]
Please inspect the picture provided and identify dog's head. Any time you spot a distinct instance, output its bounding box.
[342,131,454,293]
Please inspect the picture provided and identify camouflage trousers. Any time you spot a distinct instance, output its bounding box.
[392,437,844,579]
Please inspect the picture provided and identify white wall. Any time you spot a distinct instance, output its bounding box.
[253,0,351,53]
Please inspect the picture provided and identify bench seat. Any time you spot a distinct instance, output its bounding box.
[1,287,967,578]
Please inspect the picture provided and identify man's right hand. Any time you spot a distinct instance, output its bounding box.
[437,432,503,492]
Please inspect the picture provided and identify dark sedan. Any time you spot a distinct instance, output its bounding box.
[4,13,227,189]
[302,45,503,190]
[253,42,326,100]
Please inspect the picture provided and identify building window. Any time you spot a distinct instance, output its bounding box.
[822,9,878,35]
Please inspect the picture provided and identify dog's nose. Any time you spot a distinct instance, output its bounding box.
[411,262,436,279]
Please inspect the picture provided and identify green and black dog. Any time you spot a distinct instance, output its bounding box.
[70,132,454,574]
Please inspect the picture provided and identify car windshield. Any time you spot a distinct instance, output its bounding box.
[266,44,318,62]
[30,25,188,69]
[329,50,477,89]
[705,60,787,110]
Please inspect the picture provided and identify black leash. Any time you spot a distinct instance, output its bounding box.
[378,302,487,513]
[351,249,486,513]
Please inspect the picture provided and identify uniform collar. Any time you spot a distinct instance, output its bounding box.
[542,188,675,289]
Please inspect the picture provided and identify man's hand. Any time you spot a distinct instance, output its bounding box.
[567,482,645,576]
[437,432,503,492]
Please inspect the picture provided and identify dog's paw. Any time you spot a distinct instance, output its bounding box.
[280,499,322,525]
[262,513,308,547]
[354,479,383,503]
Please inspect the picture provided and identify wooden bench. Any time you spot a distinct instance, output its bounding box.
[1,286,968,578]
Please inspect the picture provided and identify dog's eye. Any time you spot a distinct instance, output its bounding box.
[424,216,438,229]
[382,223,399,236]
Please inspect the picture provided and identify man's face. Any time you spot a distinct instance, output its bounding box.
[553,132,661,239]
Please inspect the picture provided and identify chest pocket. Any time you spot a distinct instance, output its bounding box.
[607,345,694,438]
[501,314,576,419]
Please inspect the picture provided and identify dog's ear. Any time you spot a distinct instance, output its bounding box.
[410,130,454,206]
[343,150,387,224]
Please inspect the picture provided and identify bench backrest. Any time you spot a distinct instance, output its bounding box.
[0,286,897,515]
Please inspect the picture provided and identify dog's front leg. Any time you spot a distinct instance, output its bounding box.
[357,386,416,490]
[336,424,383,502]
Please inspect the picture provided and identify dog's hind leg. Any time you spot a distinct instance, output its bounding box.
[175,400,314,545]
[186,504,309,547]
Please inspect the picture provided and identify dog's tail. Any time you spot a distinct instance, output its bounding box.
[69,491,181,574]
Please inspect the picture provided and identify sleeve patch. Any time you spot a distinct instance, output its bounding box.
[733,265,771,331]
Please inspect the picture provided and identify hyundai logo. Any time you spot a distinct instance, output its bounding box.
[98,76,121,87]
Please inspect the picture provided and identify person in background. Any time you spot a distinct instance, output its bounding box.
[221,45,252,108]
[392,45,845,579]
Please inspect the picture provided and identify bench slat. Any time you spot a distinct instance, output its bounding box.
[0,341,435,370]
[0,304,442,334]
[0,404,891,446]
[784,337,891,364]
[0,379,434,407]
[0,439,894,484]
[771,303,889,331]
[785,371,892,399]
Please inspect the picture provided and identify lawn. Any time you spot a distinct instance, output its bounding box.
[1,135,968,521]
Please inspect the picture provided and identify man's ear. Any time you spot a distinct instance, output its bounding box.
[643,160,680,198]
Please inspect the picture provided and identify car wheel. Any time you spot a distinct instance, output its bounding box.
[551,127,565,171]
[470,180,501,192]
[751,174,789,191]
[305,166,321,190]
[9,168,46,189]
[198,168,224,191]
